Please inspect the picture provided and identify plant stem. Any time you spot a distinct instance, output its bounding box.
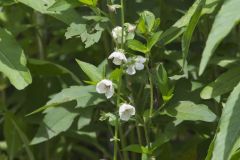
[143,122,150,149]
[114,67,123,160]
[113,1,125,159]
[121,0,125,49]
[113,119,119,160]
[146,65,154,119]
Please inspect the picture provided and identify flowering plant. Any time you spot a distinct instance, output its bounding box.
[0,0,240,160]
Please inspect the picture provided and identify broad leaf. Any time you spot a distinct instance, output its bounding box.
[31,106,78,145]
[211,82,240,160]
[0,28,32,90]
[127,39,148,54]
[147,31,162,50]
[28,58,81,84]
[65,23,104,48]
[199,0,240,75]
[201,67,240,99]
[47,85,105,107]
[18,0,82,24]
[76,59,102,82]
[163,101,216,122]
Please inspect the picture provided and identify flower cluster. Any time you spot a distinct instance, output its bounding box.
[95,25,145,121]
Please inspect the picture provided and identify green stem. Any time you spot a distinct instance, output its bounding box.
[146,65,154,119]
[136,122,143,146]
[120,0,125,49]
[143,122,150,149]
[113,119,119,160]
[114,68,123,160]
[119,126,129,160]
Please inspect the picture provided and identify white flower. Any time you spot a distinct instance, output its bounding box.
[127,24,136,33]
[126,56,146,75]
[112,26,126,44]
[107,4,121,13]
[108,51,127,65]
[96,79,114,99]
[119,103,135,121]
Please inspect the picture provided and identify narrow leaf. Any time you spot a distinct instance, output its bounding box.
[211,82,240,160]
[199,0,240,75]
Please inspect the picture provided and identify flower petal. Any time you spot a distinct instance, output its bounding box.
[126,65,136,75]
[135,63,144,70]
[105,86,114,99]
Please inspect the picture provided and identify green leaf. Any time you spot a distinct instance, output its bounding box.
[76,59,102,82]
[127,39,148,54]
[47,85,105,107]
[0,28,32,90]
[182,0,205,68]
[47,0,80,12]
[199,0,240,75]
[27,85,105,115]
[18,0,82,24]
[28,58,81,84]
[65,23,103,48]
[163,101,217,122]
[4,112,35,160]
[123,144,150,154]
[141,11,155,33]
[155,64,173,102]
[211,82,240,160]
[200,67,240,99]
[159,0,219,45]
[78,117,91,130]
[79,0,97,6]
[31,106,78,145]
[147,31,162,50]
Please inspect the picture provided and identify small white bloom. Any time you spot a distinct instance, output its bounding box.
[107,4,121,13]
[112,26,126,44]
[96,79,114,99]
[135,56,146,70]
[119,103,135,121]
[126,56,146,75]
[126,64,136,75]
[108,51,127,65]
[127,24,136,33]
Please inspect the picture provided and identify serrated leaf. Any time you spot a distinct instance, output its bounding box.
[163,101,216,122]
[65,23,103,48]
[201,67,240,99]
[211,82,240,160]
[76,59,102,82]
[199,0,240,75]
[31,106,78,145]
[0,28,32,90]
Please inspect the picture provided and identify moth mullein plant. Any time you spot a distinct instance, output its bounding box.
[1,0,240,160]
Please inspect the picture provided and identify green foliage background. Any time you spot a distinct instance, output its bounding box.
[0,0,240,160]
